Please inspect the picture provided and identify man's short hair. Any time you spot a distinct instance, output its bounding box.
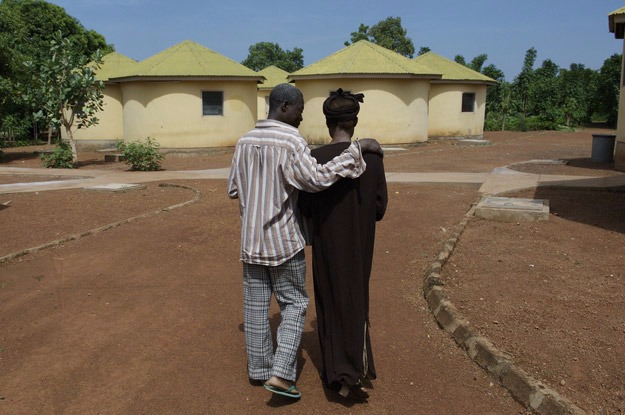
[269,83,303,113]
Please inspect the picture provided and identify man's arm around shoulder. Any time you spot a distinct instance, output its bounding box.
[358,138,383,158]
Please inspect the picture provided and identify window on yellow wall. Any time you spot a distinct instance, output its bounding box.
[202,91,223,115]
[461,92,475,112]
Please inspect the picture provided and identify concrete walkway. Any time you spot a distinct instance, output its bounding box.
[2,165,625,195]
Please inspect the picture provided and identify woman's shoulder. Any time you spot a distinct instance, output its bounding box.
[312,142,350,162]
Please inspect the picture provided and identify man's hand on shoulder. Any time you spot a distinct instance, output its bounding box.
[359,138,383,157]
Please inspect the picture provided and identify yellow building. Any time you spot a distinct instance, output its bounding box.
[288,40,495,145]
[415,51,495,140]
[257,66,290,120]
[72,41,263,150]
[609,6,625,171]
[73,40,494,150]
[68,52,137,150]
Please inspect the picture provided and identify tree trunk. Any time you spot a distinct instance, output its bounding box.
[47,126,52,145]
[65,126,78,163]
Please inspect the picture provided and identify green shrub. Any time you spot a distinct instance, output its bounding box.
[1,114,31,142]
[116,137,164,171]
[40,142,74,168]
[485,112,504,131]
[524,116,557,131]
[1,139,47,148]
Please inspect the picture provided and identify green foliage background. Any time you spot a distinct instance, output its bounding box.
[0,0,113,143]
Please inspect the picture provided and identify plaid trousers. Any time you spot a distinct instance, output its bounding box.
[242,250,308,382]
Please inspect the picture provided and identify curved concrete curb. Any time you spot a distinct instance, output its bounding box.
[0,183,201,265]
[422,203,586,415]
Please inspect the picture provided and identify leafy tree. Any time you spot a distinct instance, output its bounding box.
[454,53,503,79]
[513,47,538,116]
[493,81,513,130]
[22,31,105,164]
[0,2,25,79]
[368,17,415,58]
[0,1,28,138]
[345,24,370,45]
[468,54,488,72]
[0,0,113,142]
[592,53,622,127]
[482,64,506,118]
[558,63,597,126]
[529,59,560,122]
[482,64,505,81]
[241,42,304,72]
[345,16,415,58]
[3,0,112,61]
[417,46,431,56]
[482,46,619,131]
[454,53,488,73]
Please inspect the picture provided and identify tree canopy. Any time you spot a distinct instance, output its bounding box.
[241,42,304,72]
[469,47,622,131]
[345,16,415,58]
[0,0,113,141]
[592,53,622,127]
[417,46,431,56]
[1,0,112,62]
[22,31,105,163]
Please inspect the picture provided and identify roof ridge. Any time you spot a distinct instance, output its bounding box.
[111,40,260,79]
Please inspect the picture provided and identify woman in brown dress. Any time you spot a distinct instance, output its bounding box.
[299,89,388,400]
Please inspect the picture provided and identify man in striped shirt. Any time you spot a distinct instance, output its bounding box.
[228,83,381,399]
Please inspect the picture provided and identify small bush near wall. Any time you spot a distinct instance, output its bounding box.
[40,142,74,168]
[115,137,164,171]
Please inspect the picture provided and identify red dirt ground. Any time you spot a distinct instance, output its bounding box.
[0,129,623,414]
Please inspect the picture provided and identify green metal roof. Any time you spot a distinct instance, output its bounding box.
[258,65,290,89]
[92,52,137,81]
[413,52,496,84]
[111,40,262,81]
[288,40,441,80]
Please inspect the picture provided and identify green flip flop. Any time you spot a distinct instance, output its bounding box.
[263,382,302,399]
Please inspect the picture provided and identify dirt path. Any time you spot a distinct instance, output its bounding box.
[0,129,623,414]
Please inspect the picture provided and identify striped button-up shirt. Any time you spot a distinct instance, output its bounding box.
[228,119,366,266]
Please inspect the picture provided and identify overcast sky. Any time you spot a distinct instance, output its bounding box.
[48,0,625,80]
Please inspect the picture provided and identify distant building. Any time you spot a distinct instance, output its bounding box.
[414,51,495,141]
[256,65,290,120]
[609,6,625,171]
[70,41,263,150]
[289,41,495,145]
[71,40,494,150]
[69,52,137,148]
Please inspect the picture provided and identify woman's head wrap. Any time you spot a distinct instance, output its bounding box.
[323,88,365,124]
